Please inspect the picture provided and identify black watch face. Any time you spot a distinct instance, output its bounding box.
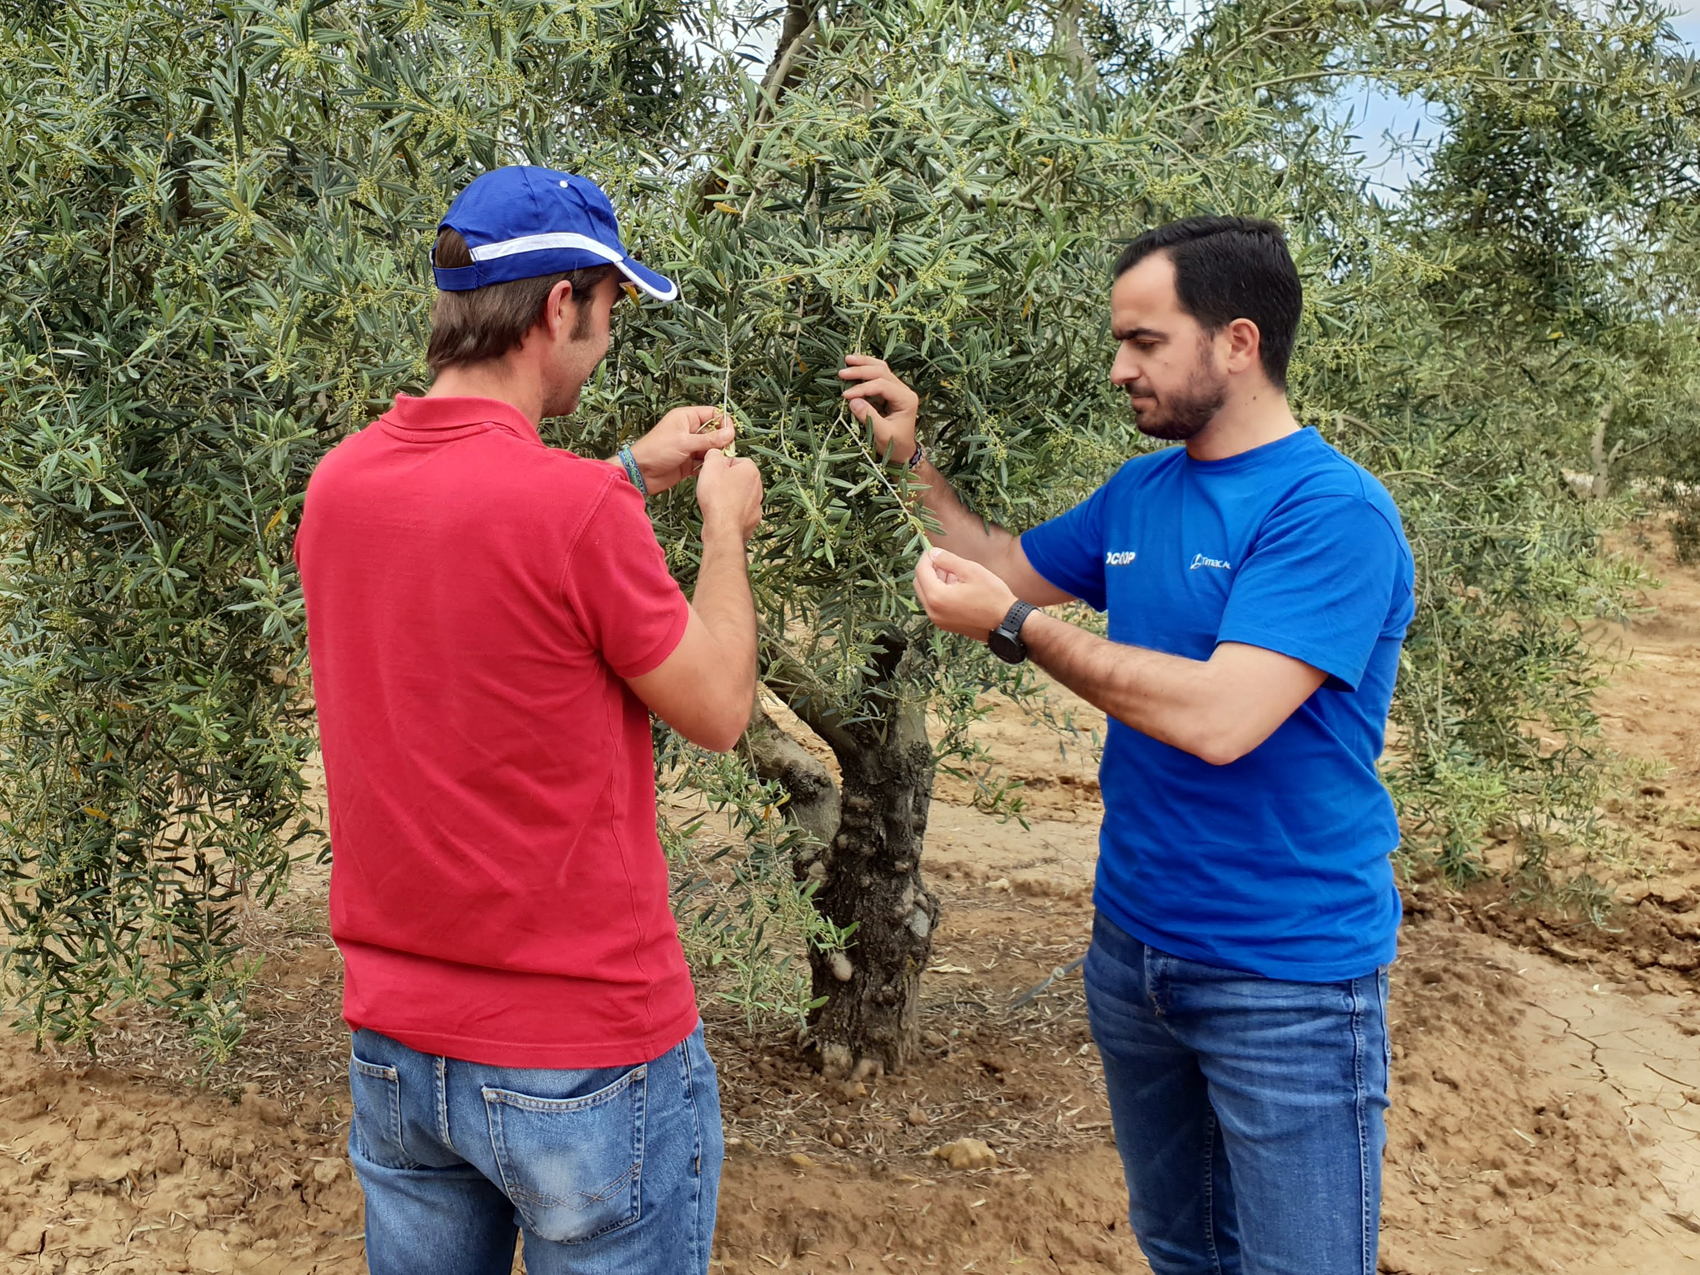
[988,629,1025,664]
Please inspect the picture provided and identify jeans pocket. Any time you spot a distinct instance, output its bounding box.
[349,1054,418,1170]
[483,1065,647,1243]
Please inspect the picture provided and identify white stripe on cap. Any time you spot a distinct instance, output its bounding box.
[612,260,678,302]
[468,231,624,264]
[468,231,677,300]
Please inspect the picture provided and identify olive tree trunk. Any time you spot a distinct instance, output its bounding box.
[751,637,938,1078]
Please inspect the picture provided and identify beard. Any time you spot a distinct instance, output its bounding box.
[1129,351,1227,442]
[541,328,611,418]
[545,383,583,418]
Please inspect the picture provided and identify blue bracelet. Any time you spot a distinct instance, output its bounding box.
[617,444,648,499]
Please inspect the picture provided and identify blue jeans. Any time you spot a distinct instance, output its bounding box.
[1084,913,1390,1275]
[346,1022,722,1275]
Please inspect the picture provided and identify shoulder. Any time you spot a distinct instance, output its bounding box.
[1277,435,1409,548]
[530,450,640,546]
[310,422,376,469]
[304,423,385,497]
[1109,444,1187,486]
[1079,445,1185,506]
[532,443,623,490]
[473,434,627,509]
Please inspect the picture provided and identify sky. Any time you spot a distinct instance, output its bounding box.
[1351,1,1700,194]
[727,3,1699,194]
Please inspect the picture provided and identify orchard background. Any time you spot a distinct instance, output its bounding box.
[0,0,1696,1089]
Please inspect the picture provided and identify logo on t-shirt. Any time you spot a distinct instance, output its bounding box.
[1105,550,1138,566]
[1190,553,1232,571]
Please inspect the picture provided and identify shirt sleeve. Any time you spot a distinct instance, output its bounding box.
[1215,495,1408,692]
[1018,480,1112,611]
[558,476,691,679]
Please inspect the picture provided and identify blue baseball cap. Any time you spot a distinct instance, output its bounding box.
[432,166,678,302]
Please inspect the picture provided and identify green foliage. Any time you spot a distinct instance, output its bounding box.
[1353,1,1699,870]
[0,0,729,1051]
[659,737,855,1023]
[575,3,1156,774]
[593,0,1691,887]
[0,0,1694,1054]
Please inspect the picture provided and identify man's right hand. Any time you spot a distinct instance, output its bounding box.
[632,448,762,751]
[696,448,764,543]
[839,354,920,465]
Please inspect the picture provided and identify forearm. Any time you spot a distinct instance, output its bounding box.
[693,522,759,705]
[909,458,1022,575]
[1021,614,1239,765]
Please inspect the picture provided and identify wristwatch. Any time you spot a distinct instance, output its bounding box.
[988,601,1039,664]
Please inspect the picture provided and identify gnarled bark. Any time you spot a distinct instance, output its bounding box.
[803,695,937,1079]
[751,633,938,1077]
[745,702,839,849]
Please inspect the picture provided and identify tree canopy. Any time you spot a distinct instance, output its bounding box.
[0,0,1695,1061]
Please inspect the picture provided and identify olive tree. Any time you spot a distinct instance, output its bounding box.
[1,0,1692,1071]
[0,0,730,1055]
[605,0,1699,1070]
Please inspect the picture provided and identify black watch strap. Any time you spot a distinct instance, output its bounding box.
[989,600,1038,663]
[1000,600,1037,638]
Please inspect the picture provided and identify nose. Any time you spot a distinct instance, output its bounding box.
[1109,343,1140,389]
[1108,346,1135,387]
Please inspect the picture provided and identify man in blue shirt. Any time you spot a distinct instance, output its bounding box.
[839,216,1414,1275]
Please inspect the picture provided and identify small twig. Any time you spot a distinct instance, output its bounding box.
[1008,954,1087,1009]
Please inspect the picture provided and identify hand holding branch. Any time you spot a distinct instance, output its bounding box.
[912,547,1017,640]
[696,448,765,544]
[628,405,737,495]
[839,354,920,465]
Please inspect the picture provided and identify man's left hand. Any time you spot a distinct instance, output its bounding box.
[913,548,1018,640]
[628,406,736,495]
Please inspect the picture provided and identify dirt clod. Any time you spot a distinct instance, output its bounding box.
[311,1157,344,1185]
[930,1137,998,1170]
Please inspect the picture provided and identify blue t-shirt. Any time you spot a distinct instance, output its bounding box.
[1021,427,1415,982]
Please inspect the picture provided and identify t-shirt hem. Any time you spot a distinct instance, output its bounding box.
[610,596,690,680]
[1214,626,1365,692]
[1093,892,1398,983]
[345,1004,700,1070]
[1018,531,1106,612]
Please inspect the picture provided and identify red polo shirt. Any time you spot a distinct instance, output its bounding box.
[296,394,697,1068]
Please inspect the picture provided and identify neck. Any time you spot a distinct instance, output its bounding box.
[1184,379,1299,462]
[426,358,546,427]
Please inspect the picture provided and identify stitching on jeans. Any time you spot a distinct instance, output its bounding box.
[680,1031,709,1270]
[1201,1107,1225,1275]
[632,1052,647,1235]
[483,1066,647,1113]
[350,1051,421,1170]
[481,1073,647,1244]
[1378,967,1392,1080]
[1144,944,1178,1040]
[436,1055,451,1151]
[507,1162,640,1207]
[1351,974,1371,1275]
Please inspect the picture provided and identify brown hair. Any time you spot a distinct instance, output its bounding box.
[426,228,617,375]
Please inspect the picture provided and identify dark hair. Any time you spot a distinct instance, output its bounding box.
[1113,216,1301,389]
[426,228,617,375]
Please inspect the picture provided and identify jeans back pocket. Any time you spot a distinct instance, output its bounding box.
[349,1054,419,1170]
[482,1064,647,1243]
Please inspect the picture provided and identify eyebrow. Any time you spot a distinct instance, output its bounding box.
[1112,326,1166,342]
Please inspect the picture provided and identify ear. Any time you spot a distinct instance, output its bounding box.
[539,278,576,342]
[1223,317,1262,376]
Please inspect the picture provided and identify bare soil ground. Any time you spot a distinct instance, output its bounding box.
[0,525,1697,1274]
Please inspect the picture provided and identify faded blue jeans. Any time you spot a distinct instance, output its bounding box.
[1084,913,1390,1275]
[346,1022,722,1275]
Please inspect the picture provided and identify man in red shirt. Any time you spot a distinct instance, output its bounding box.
[296,167,761,1274]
